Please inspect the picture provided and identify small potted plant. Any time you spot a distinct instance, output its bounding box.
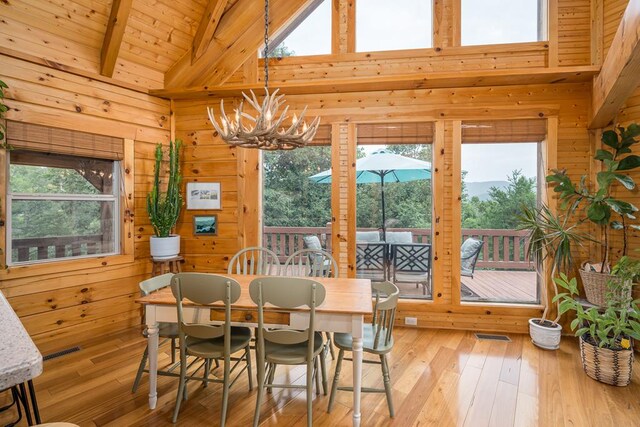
[554,256,640,386]
[147,140,183,260]
[518,204,588,350]
[547,124,640,305]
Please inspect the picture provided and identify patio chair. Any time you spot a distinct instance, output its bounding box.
[171,273,253,425]
[356,242,388,282]
[385,231,413,244]
[328,281,400,418]
[250,277,327,427]
[356,230,381,242]
[460,238,484,279]
[228,247,280,276]
[391,243,431,295]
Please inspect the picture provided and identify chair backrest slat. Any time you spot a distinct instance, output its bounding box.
[228,247,280,276]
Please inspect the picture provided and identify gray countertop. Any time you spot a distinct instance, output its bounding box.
[0,290,43,390]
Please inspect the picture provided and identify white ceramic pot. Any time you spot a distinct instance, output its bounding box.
[150,235,181,260]
[529,318,562,350]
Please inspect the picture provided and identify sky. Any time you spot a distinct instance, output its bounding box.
[277,1,542,182]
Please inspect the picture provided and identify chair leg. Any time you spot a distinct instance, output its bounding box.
[319,349,328,396]
[245,346,253,391]
[266,363,276,394]
[325,332,335,359]
[203,359,211,388]
[306,358,314,427]
[252,359,266,427]
[132,345,148,393]
[422,281,427,295]
[172,353,188,423]
[314,358,321,396]
[380,354,394,418]
[327,349,344,412]
[220,357,231,427]
[171,338,176,364]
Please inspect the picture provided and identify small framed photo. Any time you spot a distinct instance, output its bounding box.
[187,182,221,210]
[193,215,218,236]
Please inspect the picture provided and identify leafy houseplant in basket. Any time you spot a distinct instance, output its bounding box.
[518,204,589,350]
[554,256,640,386]
[147,140,183,260]
[547,124,640,306]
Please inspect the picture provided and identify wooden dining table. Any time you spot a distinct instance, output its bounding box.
[136,273,373,427]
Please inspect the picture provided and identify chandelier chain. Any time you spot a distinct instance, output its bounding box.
[263,0,269,90]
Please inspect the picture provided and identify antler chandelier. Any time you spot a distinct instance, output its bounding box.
[207,0,320,150]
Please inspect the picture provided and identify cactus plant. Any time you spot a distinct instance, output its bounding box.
[147,140,183,237]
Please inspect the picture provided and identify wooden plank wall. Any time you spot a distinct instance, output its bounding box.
[603,0,630,57]
[0,54,171,354]
[181,82,591,333]
[558,0,592,66]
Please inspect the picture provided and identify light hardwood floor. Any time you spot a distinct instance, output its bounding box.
[2,326,639,426]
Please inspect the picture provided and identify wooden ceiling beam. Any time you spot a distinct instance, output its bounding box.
[100,0,133,77]
[164,0,312,89]
[590,0,640,129]
[191,0,227,62]
[151,65,599,100]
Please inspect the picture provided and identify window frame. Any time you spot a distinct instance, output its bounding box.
[5,150,121,266]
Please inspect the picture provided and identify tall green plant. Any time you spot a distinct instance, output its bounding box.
[147,140,183,237]
[518,204,589,324]
[547,124,640,270]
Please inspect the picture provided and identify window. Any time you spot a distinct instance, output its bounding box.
[461,0,545,46]
[266,0,331,57]
[7,150,120,265]
[356,0,433,52]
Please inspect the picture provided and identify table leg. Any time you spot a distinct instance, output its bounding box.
[351,315,364,427]
[27,380,41,424]
[146,305,159,409]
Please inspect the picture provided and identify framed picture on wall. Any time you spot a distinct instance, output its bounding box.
[193,215,218,236]
[186,182,221,210]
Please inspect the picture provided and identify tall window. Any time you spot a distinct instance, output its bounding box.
[461,0,545,46]
[459,120,545,304]
[7,151,120,264]
[356,0,433,52]
[266,0,331,57]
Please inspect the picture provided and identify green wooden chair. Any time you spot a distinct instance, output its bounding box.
[132,273,180,393]
[171,273,253,425]
[284,248,338,359]
[327,281,400,418]
[228,247,281,276]
[249,277,327,427]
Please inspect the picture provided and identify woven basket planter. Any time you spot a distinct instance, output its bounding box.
[579,335,634,386]
[579,264,630,306]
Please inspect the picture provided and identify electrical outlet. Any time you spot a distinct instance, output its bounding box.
[404,317,418,326]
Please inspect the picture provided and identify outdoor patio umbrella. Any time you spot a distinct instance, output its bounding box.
[309,149,432,241]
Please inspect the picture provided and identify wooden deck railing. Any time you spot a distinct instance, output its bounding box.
[263,226,532,270]
[11,235,107,262]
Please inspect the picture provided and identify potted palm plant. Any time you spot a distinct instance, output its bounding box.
[147,140,183,260]
[518,204,589,349]
[554,256,640,386]
[547,124,640,305]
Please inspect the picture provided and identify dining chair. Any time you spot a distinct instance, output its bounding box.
[228,247,280,276]
[132,273,180,393]
[249,277,327,427]
[327,281,400,418]
[284,248,339,358]
[460,238,484,278]
[171,273,253,425]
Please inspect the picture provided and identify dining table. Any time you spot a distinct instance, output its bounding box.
[136,273,373,427]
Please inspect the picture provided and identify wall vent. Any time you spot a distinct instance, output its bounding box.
[474,333,511,342]
[43,346,81,361]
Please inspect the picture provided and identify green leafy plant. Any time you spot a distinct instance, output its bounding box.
[553,257,640,350]
[547,124,640,271]
[147,140,183,237]
[517,204,589,325]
